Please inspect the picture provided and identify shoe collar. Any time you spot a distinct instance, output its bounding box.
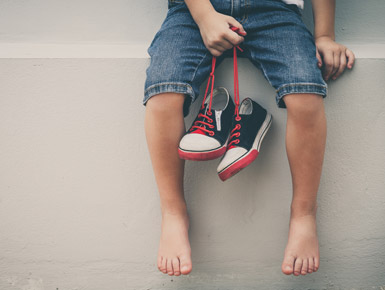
[204,87,230,112]
[239,98,253,115]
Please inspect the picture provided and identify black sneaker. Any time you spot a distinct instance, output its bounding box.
[217,98,272,181]
[178,87,235,161]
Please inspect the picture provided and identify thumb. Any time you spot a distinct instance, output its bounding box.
[226,16,247,36]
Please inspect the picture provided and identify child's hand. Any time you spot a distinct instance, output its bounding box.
[196,11,246,57]
[315,36,355,81]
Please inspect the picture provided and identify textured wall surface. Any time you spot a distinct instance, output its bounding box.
[0,0,385,45]
[1,57,385,290]
[1,1,385,290]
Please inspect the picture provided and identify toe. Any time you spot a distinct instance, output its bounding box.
[179,254,192,275]
[172,258,181,276]
[161,257,167,274]
[167,258,174,275]
[293,258,303,276]
[301,258,308,275]
[314,256,319,272]
[281,254,295,275]
[308,258,314,273]
[162,257,167,274]
[157,255,163,272]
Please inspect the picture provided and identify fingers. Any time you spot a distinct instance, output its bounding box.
[316,48,322,68]
[203,14,246,57]
[346,48,355,69]
[207,38,231,57]
[209,44,227,57]
[322,51,334,81]
[226,33,244,48]
[206,29,244,56]
[331,51,347,80]
[317,39,355,81]
[331,51,340,77]
[225,16,246,46]
[327,47,355,81]
[208,47,224,57]
[226,16,247,36]
[222,39,236,50]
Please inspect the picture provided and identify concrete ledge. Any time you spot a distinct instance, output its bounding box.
[0,43,150,59]
[0,43,385,59]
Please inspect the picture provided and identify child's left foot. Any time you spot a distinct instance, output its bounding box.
[281,212,320,276]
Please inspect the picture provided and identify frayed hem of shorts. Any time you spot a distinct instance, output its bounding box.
[143,82,196,117]
[276,83,328,108]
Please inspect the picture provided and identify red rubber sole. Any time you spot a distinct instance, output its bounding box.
[178,146,226,161]
[218,150,259,181]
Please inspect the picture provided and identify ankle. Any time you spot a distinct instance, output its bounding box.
[160,198,188,216]
[290,200,318,218]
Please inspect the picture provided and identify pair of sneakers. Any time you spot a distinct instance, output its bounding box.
[178,87,272,181]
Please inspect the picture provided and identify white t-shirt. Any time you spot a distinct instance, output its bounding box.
[282,0,304,9]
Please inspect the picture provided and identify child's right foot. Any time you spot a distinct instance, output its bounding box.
[158,210,192,276]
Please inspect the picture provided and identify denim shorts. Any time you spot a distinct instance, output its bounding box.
[144,0,327,116]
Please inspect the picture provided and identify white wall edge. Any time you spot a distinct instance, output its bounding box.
[0,43,150,59]
[0,42,384,59]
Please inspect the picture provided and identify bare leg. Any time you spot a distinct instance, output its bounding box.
[145,93,192,276]
[281,94,326,276]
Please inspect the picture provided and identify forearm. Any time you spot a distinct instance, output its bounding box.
[184,0,216,26]
[311,0,335,40]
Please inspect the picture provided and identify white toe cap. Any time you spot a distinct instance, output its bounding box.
[179,133,221,151]
[217,147,247,172]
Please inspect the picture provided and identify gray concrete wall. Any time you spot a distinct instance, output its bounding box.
[0,0,385,45]
[1,1,385,290]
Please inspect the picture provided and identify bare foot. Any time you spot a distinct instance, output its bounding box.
[281,212,320,276]
[158,210,192,276]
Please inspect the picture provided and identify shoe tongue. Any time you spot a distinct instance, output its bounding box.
[190,104,213,135]
[192,128,206,135]
[238,113,251,120]
[227,144,237,150]
[227,142,247,151]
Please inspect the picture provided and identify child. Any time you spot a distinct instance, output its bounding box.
[143,0,355,277]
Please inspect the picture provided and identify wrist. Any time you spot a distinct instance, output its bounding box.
[314,34,335,42]
[193,7,217,27]
[185,0,216,27]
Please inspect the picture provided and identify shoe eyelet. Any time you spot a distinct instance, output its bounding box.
[208,119,213,123]
[236,139,240,144]
[236,132,240,137]
[209,131,215,136]
[207,111,212,116]
[209,125,215,128]
[237,124,241,129]
[235,116,241,121]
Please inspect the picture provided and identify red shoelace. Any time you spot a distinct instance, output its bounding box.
[190,26,243,137]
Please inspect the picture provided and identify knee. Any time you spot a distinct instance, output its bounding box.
[146,92,186,116]
[284,94,325,120]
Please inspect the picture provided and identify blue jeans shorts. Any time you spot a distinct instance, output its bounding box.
[143,0,327,116]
